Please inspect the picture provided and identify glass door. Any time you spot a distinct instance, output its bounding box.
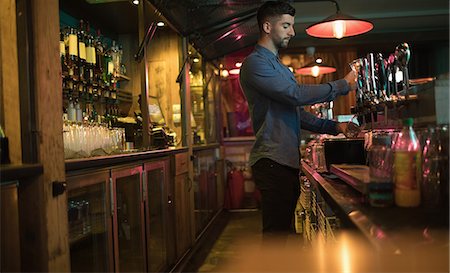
[111,165,145,272]
[66,170,113,272]
[143,159,171,272]
[193,148,218,236]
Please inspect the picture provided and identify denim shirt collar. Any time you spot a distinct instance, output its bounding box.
[254,44,279,61]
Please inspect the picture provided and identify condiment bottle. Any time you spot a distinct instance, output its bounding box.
[393,118,421,207]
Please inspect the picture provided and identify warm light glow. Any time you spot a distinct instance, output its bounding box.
[306,16,373,39]
[311,65,320,77]
[296,57,336,77]
[236,35,243,40]
[229,68,240,75]
[132,0,139,5]
[193,57,200,63]
[340,234,352,273]
[288,66,294,73]
[219,64,224,68]
[221,70,229,77]
[235,62,242,68]
[156,21,165,27]
[333,20,346,39]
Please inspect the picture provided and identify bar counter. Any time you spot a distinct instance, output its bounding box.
[301,161,449,255]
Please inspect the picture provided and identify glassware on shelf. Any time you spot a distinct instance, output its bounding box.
[421,127,447,208]
[63,121,125,159]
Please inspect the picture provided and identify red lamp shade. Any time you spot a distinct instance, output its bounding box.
[306,12,373,39]
[296,58,336,77]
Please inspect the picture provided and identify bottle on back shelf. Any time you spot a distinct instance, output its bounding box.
[67,27,79,81]
[393,118,421,207]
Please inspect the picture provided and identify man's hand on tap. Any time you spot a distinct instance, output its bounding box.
[344,70,357,91]
[336,121,361,138]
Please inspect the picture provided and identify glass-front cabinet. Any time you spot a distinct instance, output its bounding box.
[193,148,219,236]
[66,170,114,272]
[143,159,174,272]
[111,165,145,272]
[189,46,220,145]
[60,0,185,159]
[66,157,177,273]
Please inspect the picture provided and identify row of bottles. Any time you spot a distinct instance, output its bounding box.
[368,118,448,208]
[393,118,448,208]
[60,20,126,124]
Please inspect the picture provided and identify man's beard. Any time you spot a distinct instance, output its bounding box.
[278,38,290,49]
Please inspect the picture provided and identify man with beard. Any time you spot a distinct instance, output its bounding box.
[239,1,359,236]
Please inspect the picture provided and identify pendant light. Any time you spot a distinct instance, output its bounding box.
[296,57,336,77]
[305,0,373,39]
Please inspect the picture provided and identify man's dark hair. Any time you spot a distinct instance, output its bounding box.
[257,1,296,31]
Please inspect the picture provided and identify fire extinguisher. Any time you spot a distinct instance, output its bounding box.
[224,162,245,209]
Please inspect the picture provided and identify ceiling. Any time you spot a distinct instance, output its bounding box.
[64,0,449,62]
[147,0,449,60]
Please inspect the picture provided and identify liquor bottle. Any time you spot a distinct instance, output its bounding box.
[75,99,83,122]
[67,27,79,81]
[78,20,87,83]
[60,30,68,78]
[111,40,120,77]
[104,44,113,87]
[0,125,10,164]
[67,97,76,122]
[95,29,105,103]
[393,118,421,207]
[95,29,104,84]
[85,22,96,86]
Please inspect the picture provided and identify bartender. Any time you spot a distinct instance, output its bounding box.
[239,1,359,236]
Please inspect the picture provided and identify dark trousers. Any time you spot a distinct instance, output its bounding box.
[252,158,300,234]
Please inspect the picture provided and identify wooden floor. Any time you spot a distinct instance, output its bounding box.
[181,210,449,273]
[183,210,306,272]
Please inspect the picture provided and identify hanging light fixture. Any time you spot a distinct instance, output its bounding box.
[305,0,373,39]
[296,58,336,77]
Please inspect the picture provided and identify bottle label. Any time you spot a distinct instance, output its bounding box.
[79,42,86,60]
[86,46,96,64]
[394,151,421,190]
[60,41,66,56]
[107,61,114,75]
[68,34,78,56]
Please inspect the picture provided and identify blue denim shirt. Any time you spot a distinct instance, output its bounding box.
[239,45,351,169]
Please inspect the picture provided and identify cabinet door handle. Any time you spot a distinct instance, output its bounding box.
[109,178,114,217]
[142,172,147,203]
[187,177,192,192]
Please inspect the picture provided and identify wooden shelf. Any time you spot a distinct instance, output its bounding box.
[116,74,131,81]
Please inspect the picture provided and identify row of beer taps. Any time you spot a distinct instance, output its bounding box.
[351,43,411,106]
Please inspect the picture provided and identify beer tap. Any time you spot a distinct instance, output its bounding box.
[394,43,411,95]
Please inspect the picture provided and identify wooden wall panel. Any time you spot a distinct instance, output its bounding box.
[118,34,141,117]
[0,0,22,163]
[146,29,183,146]
[18,0,70,271]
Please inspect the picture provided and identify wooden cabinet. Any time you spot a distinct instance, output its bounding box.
[173,152,193,258]
[143,159,175,272]
[66,155,184,273]
[66,170,114,272]
[111,165,146,272]
[1,182,21,272]
[193,148,219,237]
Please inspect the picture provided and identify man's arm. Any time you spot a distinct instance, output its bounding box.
[299,108,361,137]
[240,55,352,106]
